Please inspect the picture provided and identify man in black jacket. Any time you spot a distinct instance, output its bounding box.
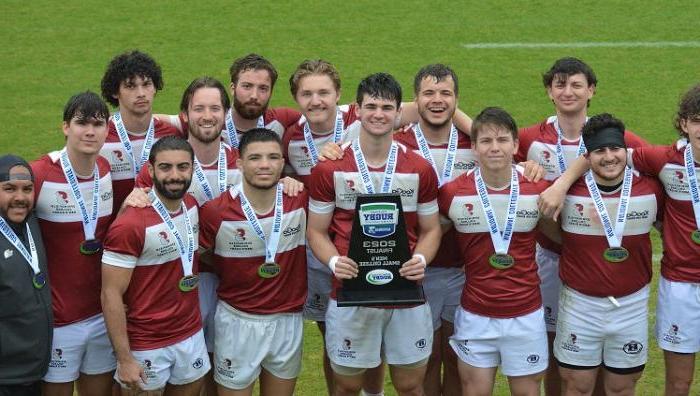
[0,154,53,396]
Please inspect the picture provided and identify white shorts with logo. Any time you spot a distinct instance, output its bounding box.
[303,248,332,322]
[43,313,117,382]
[325,299,433,369]
[423,266,465,330]
[536,244,561,332]
[117,329,210,391]
[449,307,548,377]
[214,301,303,390]
[554,285,649,369]
[198,272,219,352]
[655,276,700,353]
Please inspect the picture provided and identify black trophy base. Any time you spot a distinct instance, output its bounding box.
[337,287,425,307]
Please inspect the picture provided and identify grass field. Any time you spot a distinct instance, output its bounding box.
[2,0,700,394]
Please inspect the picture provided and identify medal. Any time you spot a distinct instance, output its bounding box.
[178,275,199,292]
[237,183,285,278]
[258,262,281,278]
[79,239,102,255]
[603,247,630,263]
[32,272,46,289]
[585,166,633,265]
[149,192,196,293]
[489,253,515,270]
[474,167,520,270]
[683,142,700,245]
[0,218,41,288]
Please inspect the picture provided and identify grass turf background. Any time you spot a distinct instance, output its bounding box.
[1,0,699,394]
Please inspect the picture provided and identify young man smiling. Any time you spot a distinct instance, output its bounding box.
[307,73,441,396]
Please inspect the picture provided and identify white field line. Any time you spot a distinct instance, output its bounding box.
[461,41,700,49]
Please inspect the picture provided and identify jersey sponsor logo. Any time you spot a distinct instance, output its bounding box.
[392,187,415,198]
[216,357,235,378]
[359,203,399,238]
[623,340,643,355]
[626,209,650,221]
[453,160,476,171]
[101,190,113,202]
[283,224,302,237]
[517,209,539,219]
[193,358,204,369]
[561,333,580,353]
[456,340,470,355]
[366,269,393,285]
[527,354,540,364]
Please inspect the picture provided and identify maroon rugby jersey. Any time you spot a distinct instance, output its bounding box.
[394,124,474,268]
[198,187,308,314]
[438,168,550,318]
[632,141,699,282]
[559,172,663,297]
[100,117,181,210]
[32,152,114,326]
[102,195,201,350]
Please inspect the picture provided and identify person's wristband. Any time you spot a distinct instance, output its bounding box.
[413,253,427,268]
[328,255,339,273]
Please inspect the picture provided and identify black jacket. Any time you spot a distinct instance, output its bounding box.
[0,213,53,384]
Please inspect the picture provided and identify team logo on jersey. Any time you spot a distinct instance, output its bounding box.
[415,338,427,350]
[234,228,246,242]
[301,146,310,157]
[338,338,357,359]
[359,203,399,238]
[675,170,684,182]
[527,354,540,364]
[193,358,204,369]
[112,150,124,162]
[574,203,585,216]
[216,357,235,378]
[463,203,474,216]
[541,151,551,163]
[366,269,393,285]
[158,231,170,245]
[623,341,643,355]
[345,179,357,193]
[561,333,580,353]
[55,191,69,204]
[49,348,67,368]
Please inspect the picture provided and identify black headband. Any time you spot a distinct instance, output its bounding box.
[583,127,626,153]
[0,154,34,182]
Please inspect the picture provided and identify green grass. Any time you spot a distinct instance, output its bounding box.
[2,0,700,394]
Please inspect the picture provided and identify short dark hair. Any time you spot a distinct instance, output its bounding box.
[471,107,518,141]
[356,73,402,108]
[148,136,194,164]
[674,84,700,139]
[413,64,459,97]
[238,128,282,157]
[229,53,278,88]
[63,91,110,123]
[542,57,597,88]
[179,77,230,113]
[581,113,626,140]
[101,50,164,107]
[289,59,341,97]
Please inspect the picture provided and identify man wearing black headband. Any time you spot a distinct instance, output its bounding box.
[0,155,52,396]
[551,114,662,396]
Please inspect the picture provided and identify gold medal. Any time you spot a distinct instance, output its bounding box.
[489,253,514,270]
[691,230,700,245]
[258,262,281,278]
[178,275,199,292]
[603,247,629,263]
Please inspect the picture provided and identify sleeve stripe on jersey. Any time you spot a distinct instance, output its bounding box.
[417,200,439,216]
[102,251,138,269]
[309,198,335,214]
